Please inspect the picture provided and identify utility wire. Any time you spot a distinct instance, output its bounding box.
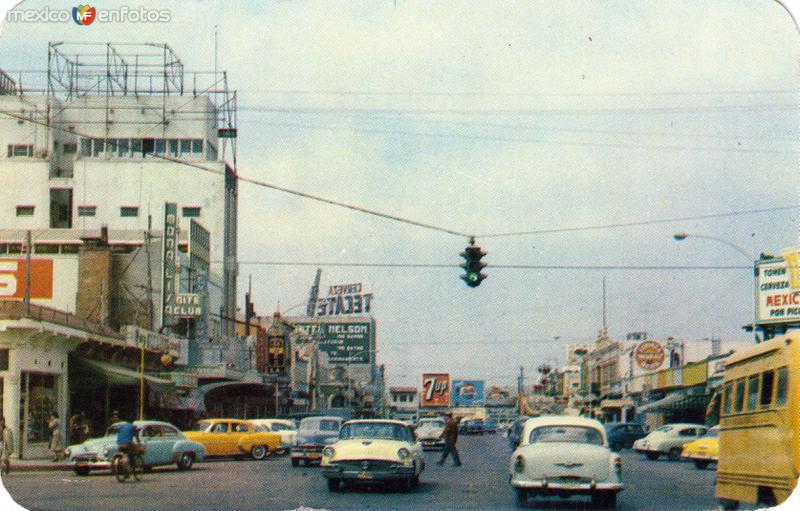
[231,261,752,270]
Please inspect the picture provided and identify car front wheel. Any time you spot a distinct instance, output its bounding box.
[251,445,267,460]
[177,452,194,471]
[515,488,529,507]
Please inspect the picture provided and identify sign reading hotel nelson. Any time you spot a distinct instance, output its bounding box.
[293,322,372,364]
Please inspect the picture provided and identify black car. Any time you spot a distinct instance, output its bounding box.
[508,416,530,449]
[605,422,647,451]
[459,419,484,435]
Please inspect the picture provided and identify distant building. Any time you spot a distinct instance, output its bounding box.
[388,387,418,422]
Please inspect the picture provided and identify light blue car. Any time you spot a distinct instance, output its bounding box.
[64,420,205,476]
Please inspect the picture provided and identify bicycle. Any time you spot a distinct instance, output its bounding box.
[111,444,145,483]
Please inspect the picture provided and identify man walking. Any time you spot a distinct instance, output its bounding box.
[0,416,14,475]
[437,411,461,467]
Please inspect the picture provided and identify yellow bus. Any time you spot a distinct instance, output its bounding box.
[716,330,799,509]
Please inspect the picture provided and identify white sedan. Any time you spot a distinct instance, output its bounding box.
[632,423,707,461]
[250,419,298,453]
[509,416,623,508]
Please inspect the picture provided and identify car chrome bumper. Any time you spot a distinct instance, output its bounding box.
[72,459,111,470]
[511,479,623,492]
[322,465,415,481]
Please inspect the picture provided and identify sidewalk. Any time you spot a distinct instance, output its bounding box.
[7,457,72,472]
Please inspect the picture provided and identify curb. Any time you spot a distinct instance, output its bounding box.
[7,463,72,473]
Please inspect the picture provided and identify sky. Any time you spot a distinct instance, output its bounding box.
[0,0,798,389]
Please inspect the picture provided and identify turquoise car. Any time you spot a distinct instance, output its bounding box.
[64,420,206,476]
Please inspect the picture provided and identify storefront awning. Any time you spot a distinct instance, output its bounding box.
[600,398,634,409]
[75,357,175,392]
[637,391,686,413]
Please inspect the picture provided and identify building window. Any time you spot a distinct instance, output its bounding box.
[77,205,97,217]
[63,143,77,155]
[117,139,129,157]
[50,188,73,228]
[80,138,92,156]
[120,206,139,218]
[16,205,34,217]
[132,138,143,156]
[168,139,179,157]
[192,139,203,154]
[7,144,33,157]
[33,244,59,254]
[182,206,201,218]
[142,138,155,156]
[155,139,166,155]
[180,139,192,155]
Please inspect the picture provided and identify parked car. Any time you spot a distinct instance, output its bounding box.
[291,416,343,467]
[508,416,530,449]
[605,422,647,451]
[183,418,281,460]
[321,419,425,492]
[65,420,205,476]
[633,423,708,461]
[460,418,484,435]
[482,419,498,434]
[414,418,446,450]
[509,416,623,508]
[681,425,719,469]
[250,419,298,453]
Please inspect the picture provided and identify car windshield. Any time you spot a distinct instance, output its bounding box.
[704,428,720,438]
[300,419,339,432]
[340,422,412,442]
[529,425,604,446]
[272,423,295,432]
[656,425,673,433]
[192,421,211,432]
[418,420,444,428]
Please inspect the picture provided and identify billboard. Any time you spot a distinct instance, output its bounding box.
[293,322,372,363]
[0,259,53,299]
[421,373,451,407]
[633,341,666,371]
[315,282,374,316]
[758,256,800,324]
[451,380,485,407]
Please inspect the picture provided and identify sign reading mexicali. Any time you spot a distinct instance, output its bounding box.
[451,380,485,407]
[315,282,374,316]
[421,373,451,407]
[758,253,800,324]
[0,259,53,299]
[634,341,666,371]
[293,322,372,364]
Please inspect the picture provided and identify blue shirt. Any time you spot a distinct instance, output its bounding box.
[116,423,138,446]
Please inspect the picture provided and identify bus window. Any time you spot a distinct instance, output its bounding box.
[734,378,745,413]
[722,382,733,415]
[747,375,759,410]
[775,367,788,407]
[760,370,774,408]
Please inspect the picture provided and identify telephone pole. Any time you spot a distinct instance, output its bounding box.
[517,366,525,415]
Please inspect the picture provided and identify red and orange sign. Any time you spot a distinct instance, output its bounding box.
[0,259,54,300]
[421,373,451,407]
[634,341,665,371]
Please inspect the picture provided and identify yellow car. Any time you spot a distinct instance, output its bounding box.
[183,419,281,460]
[681,425,719,469]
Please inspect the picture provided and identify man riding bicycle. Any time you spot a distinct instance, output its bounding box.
[116,418,141,456]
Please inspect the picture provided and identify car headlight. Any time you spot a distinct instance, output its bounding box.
[397,448,411,459]
[513,455,525,473]
[322,446,335,458]
[64,448,71,457]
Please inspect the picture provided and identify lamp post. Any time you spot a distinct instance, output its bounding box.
[673,232,759,344]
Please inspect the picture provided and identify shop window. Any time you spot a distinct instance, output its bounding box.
[63,143,77,155]
[142,138,155,156]
[132,138,143,156]
[80,138,92,156]
[191,139,203,154]
[155,139,166,155]
[775,367,788,407]
[746,374,759,411]
[60,244,80,254]
[117,139,129,157]
[180,139,191,155]
[92,139,104,157]
[50,188,73,228]
[77,205,96,217]
[168,139,179,157]
[20,372,57,444]
[0,349,8,370]
[182,206,201,218]
[120,206,139,218]
[734,378,745,413]
[16,205,34,217]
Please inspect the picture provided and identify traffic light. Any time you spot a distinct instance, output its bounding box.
[460,241,487,287]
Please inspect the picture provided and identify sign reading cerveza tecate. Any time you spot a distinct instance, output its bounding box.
[161,203,201,324]
[314,282,374,316]
[293,322,371,363]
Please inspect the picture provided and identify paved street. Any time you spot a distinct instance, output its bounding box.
[1,434,738,510]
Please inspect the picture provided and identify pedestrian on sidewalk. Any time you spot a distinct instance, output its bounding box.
[0,416,14,475]
[48,412,63,462]
[436,411,462,467]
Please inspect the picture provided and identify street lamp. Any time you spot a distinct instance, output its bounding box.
[673,232,759,344]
